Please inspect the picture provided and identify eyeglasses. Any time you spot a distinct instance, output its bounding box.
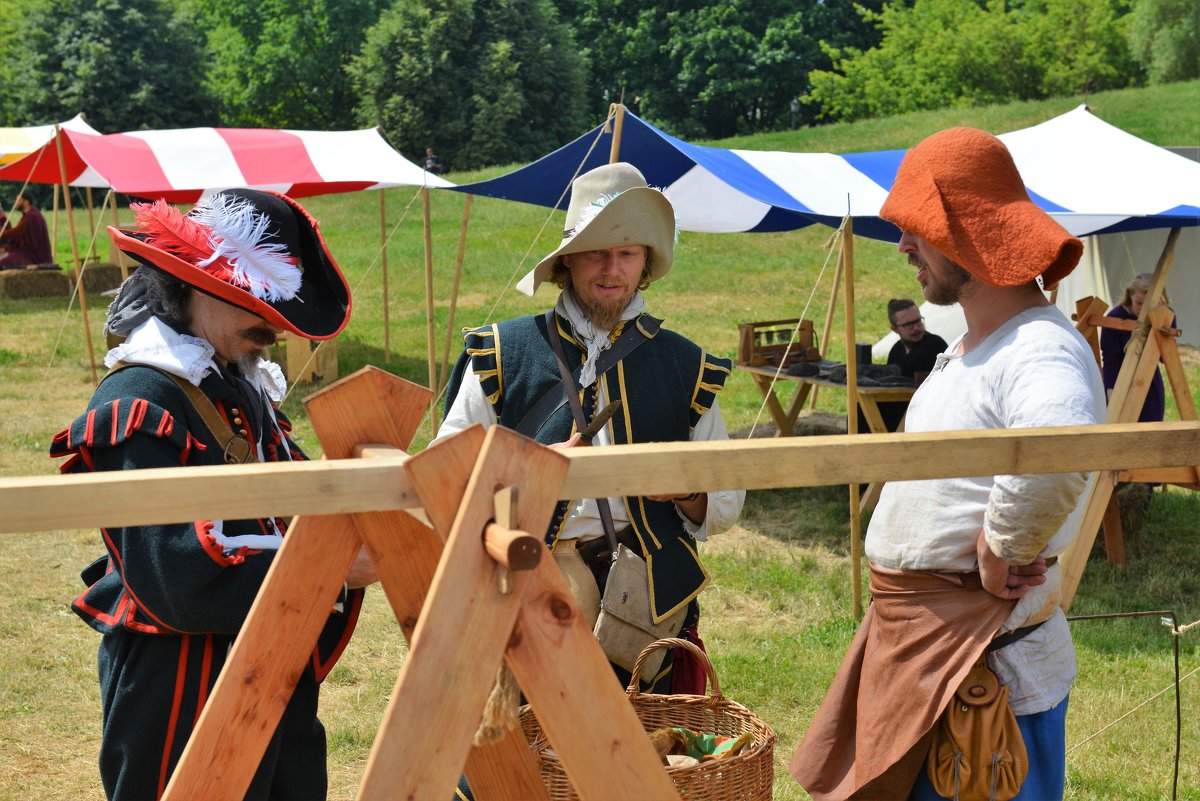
[896,317,925,330]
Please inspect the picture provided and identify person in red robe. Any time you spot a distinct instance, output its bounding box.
[0,193,53,268]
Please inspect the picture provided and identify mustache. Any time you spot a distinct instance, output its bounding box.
[241,327,278,347]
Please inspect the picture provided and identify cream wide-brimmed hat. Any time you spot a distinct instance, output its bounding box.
[516,162,676,295]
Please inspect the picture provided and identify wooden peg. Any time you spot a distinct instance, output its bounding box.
[483,522,542,571]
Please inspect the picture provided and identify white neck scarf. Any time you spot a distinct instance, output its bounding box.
[556,287,645,388]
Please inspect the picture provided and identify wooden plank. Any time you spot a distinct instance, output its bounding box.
[1117,467,1200,484]
[1060,471,1114,611]
[166,365,434,800]
[304,365,431,456]
[1101,494,1126,566]
[357,428,568,801]
[504,549,682,801]
[163,514,362,801]
[749,371,795,434]
[0,456,420,533]
[405,425,550,801]
[557,423,1200,499]
[7,423,1200,534]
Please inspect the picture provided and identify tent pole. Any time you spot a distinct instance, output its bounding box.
[811,246,844,410]
[51,183,59,265]
[109,192,128,281]
[841,218,862,618]
[380,189,390,364]
[438,194,472,395]
[422,187,437,431]
[85,187,98,263]
[608,103,626,163]
[55,127,98,384]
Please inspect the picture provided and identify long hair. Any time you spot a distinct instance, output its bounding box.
[105,266,193,335]
[1120,272,1170,310]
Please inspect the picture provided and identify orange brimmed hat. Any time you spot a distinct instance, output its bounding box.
[880,127,1082,288]
[108,189,351,339]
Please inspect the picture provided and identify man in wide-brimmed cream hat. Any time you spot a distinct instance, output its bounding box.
[440,161,743,699]
[792,128,1104,801]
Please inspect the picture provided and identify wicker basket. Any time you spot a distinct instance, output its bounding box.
[519,638,776,801]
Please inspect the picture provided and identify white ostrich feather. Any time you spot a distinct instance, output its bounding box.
[191,194,302,302]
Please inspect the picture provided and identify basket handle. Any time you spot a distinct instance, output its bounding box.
[624,637,721,698]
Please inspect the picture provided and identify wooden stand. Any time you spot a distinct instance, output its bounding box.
[161,366,680,801]
[736,317,820,367]
[277,332,339,386]
[1060,228,1198,608]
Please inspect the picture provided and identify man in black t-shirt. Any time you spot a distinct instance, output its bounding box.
[876,298,949,431]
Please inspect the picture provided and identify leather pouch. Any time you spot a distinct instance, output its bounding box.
[927,657,1029,801]
[593,544,686,677]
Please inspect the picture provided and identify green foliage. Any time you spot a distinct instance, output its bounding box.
[806,0,1142,123]
[350,0,590,170]
[192,0,389,129]
[571,0,884,138]
[1127,0,1200,83]
[11,0,212,130]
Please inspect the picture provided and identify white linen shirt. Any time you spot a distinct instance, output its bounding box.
[866,304,1105,714]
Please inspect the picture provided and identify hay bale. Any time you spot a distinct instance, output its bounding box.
[1115,482,1153,545]
[0,263,125,300]
[0,269,70,300]
[81,263,125,294]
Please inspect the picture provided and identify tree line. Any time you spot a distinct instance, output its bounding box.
[0,0,1194,173]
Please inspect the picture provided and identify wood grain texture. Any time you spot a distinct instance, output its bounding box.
[357,427,568,801]
[163,514,362,801]
[6,423,1200,534]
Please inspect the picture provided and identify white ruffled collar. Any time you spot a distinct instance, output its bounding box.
[104,316,288,402]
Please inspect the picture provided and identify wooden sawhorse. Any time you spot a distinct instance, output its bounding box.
[161,366,682,801]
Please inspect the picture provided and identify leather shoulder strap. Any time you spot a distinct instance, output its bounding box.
[103,363,254,464]
[514,310,661,437]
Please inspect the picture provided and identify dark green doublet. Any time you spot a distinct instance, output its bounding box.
[446,311,732,623]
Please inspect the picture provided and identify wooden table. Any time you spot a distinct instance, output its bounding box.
[739,362,916,512]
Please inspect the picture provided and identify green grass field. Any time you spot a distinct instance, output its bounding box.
[2,80,1198,800]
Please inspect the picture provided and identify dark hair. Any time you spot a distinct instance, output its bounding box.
[105,266,193,335]
[886,298,917,326]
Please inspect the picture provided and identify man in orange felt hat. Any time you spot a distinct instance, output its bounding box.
[51,189,376,800]
[791,128,1104,801]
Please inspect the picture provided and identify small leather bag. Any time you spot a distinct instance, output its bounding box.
[927,656,1029,801]
[593,544,687,676]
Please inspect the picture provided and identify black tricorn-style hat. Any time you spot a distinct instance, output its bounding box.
[108,188,351,339]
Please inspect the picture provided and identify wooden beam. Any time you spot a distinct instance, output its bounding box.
[355,428,568,800]
[7,423,1198,535]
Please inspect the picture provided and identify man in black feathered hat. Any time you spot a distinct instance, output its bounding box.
[51,188,373,801]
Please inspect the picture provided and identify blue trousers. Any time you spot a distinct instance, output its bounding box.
[910,694,1069,801]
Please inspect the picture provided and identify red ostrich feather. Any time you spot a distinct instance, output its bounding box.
[130,200,234,282]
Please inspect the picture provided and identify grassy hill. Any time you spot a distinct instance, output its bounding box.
[1,80,1197,800]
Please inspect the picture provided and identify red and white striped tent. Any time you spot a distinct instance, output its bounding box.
[0,124,452,199]
[0,114,100,166]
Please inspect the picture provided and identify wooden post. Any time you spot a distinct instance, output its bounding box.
[85,187,98,263]
[380,188,390,364]
[811,245,844,409]
[609,103,626,163]
[438,194,472,395]
[841,218,863,618]
[108,191,128,281]
[54,127,97,384]
[422,187,438,431]
[51,183,59,264]
[1060,228,1180,608]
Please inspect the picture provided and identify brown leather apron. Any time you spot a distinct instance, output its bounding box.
[790,565,1016,800]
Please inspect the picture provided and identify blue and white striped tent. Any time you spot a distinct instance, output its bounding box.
[453,105,1200,243]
